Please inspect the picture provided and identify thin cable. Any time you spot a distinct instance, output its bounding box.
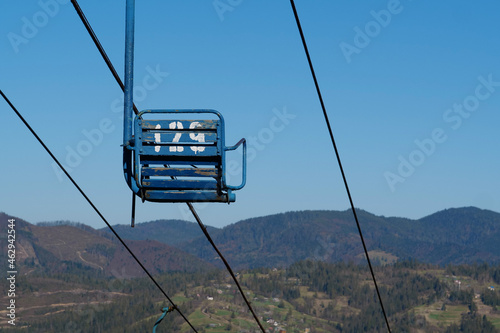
[0,90,198,333]
[70,0,138,115]
[289,1,392,332]
[70,0,139,228]
[187,203,266,333]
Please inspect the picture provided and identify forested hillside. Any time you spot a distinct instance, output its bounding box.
[178,207,500,269]
[1,259,500,332]
[2,207,500,331]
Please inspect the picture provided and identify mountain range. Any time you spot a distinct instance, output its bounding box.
[2,206,500,276]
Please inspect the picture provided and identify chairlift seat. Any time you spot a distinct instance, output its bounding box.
[131,109,246,203]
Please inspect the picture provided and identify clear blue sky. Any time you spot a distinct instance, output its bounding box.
[1,1,500,229]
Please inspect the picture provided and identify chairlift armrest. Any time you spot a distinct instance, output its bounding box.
[224,138,246,190]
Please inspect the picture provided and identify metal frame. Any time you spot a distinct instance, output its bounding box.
[131,109,246,203]
[122,0,245,207]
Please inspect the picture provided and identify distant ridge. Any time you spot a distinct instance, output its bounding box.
[2,207,500,273]
[176,207,500,269]
[101,219,219,245]
[0,213,215,278]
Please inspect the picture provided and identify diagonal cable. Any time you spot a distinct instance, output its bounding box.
[187,204,266,333]
[0,90,198,333]
[70,0,138,115]
[289,1,392,332]
[70,0,138,228]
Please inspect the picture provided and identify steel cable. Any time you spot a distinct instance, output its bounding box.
[289,1,392,331]
[0,90,198,333]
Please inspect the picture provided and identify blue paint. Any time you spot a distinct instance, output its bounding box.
[127,109,245,203]
[122,3,246,206]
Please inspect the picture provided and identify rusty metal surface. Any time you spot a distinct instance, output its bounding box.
[141,119,218,130]
[141,167,217,177]
[145,190,235,203]
[142,179,218,190]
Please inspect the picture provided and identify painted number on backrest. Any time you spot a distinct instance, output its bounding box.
[165,121,207,154]
[169,121,184,152]
[154,124,162,152]
[189,122,206,154]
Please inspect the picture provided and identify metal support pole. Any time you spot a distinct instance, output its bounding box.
[124,0,135,146]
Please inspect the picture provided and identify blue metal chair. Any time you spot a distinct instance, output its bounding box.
[122,0,246,228]
[132,109,246,203]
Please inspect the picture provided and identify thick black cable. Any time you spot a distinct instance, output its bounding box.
[288,1,392,332]
[69,1,267,330]
[0,90,198,333]
[70,0,139,228]
[187,203,267,333]
[70,0,139,115]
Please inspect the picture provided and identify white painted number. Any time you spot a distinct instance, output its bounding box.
[166,121,206,154]
[169,121,184,152]
[154,124,161,152]
[189,122,206,154]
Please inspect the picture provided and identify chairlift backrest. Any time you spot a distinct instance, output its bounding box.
[130,109,245,203]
